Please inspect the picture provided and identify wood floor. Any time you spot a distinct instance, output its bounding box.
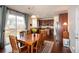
[51,40,71,53]
[46,35,71,53]
[0,35,71,53]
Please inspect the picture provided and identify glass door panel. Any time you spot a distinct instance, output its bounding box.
[17,16,26,32]
[5,14,17,45]
[4,10,26,52]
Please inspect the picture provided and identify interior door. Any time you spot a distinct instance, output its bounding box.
[75,12,79,53]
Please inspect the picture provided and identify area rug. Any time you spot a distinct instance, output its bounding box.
[41,40,54,53]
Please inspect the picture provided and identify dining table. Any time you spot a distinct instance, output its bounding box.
[17,34,40,53]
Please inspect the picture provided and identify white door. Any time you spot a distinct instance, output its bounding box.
[75,7,79,53]
[76,38,79,53]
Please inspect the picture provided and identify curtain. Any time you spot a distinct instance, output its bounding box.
[0,6,2,48]
[0,6,7,48]
[24,14,29,30]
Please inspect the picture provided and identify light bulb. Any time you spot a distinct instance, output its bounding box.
[63,22,67,26]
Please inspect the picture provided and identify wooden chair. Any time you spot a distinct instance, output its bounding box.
[33,34,44,53]
[27,29,32,34]
[9,35,28,53]
[19,31,26,47]
[20,31,26,37]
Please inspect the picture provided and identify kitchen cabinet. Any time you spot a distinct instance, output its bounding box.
[39,19,54,26]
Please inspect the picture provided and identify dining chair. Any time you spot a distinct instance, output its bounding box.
[40,33,45,46]
[20,31,26,37]
[9,35,28,53]
[33,34,44,53]
[19,31,27,47]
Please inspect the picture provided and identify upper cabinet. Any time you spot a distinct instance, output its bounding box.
[39,19,54,26]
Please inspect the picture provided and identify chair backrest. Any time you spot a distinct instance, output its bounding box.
[40,30,47,40]
[20,31,26,37]
[33,34,41,47]
[9,35,19,53]
[37,34,44,47]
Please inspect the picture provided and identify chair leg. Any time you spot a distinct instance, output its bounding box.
[36,48,38,53]
[28,46,30,53]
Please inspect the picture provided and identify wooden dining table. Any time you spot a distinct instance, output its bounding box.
[17,34,39,53]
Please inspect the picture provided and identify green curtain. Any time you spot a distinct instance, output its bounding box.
[0,6,7,48]
[0,6,2,48]
[24,14,29,30]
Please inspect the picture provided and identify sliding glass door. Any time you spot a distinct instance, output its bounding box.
[17,15,26,36]
[4,10,26,52]
[5,12,17,45]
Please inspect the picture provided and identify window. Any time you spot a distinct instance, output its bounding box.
[17,16,26,32]
[5,14,16,30]
[5,14,17,45]
[5,10,26,45]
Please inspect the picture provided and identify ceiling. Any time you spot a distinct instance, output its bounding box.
[6,5,69,18]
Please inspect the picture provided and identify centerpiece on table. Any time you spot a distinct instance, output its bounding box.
[31,28,37,37]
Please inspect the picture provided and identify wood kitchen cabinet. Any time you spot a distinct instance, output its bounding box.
[39,19,54,27]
